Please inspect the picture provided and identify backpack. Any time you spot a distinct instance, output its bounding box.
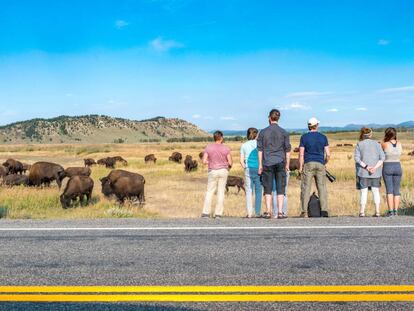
[308,192,321,217]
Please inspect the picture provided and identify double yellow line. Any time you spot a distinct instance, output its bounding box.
[0,285,413,302]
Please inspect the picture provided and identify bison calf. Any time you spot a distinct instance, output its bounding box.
[60,176,94,209]
[226,176,245,194]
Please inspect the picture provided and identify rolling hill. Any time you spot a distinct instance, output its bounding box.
[0,115,209,144]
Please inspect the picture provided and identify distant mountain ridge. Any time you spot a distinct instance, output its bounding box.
[0,115,209,144]
[217,121,414,136]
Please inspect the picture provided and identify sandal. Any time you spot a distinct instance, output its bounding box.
[277,213,284,219]
[263,212,271,219]
[373,213,381,217]
[359,213,365,217]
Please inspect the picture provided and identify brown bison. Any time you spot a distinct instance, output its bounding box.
[344,143,354,147]
[226,176,245,193]
[289,159,300,172]
[104,169,145,184]
[2,159,24,175]
[112,156,128,166]
[84,158,96,167]
[336,144,343,147]
[97,157,117,169]
[169,152,182,163]
[293,147,300,153]
[28,162,66,188]
[60,176,94,209]
[100,171,145,204]
[199,152,204,160]
[184,155,198,172]
[64,167,91,178]
[3,174,29,187]
[408,151,414,156]
[0,165,9,179]
[144,154,157,164]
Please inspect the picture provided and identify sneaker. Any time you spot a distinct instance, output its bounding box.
[201,213,210,218]
[214,215,222,219]
[386,210,394,217]
[393,209,398,216]
[299,212,308,218]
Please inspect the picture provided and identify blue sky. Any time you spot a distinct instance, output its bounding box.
[1,0,414,130]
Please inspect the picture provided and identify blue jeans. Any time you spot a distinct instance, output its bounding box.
[244,168,262,217]
[272,173,289,216]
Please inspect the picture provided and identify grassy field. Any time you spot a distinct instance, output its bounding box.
[1,131,414,219]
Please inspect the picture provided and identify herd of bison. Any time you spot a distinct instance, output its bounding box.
[2,144,412,210]
[0,152,240,210]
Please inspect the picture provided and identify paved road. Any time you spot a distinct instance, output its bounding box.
[0,217,413,310]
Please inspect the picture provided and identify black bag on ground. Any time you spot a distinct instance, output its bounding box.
[308,192,321,217]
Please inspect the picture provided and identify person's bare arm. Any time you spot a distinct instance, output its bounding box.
[258,151,263,175]
[202,152,208,165]
[324,146,331,165]
[299,147,305,172]
[227,153,233,169]
[285,151,291,172]
[240,153,246,169]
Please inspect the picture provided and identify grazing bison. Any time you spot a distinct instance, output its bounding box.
[64,167,91,178]
[104,169,145,184]
[60,176,94,209]
[2,159,24,175]
[336,144,343,147]
[169,152,182,163]
[112,156,128,166]
[184,155,198,172]
[100,171,145,204]
[3,174,29,187]
[293,147,300,153]
[226,176,245,193]
[21,163,31,174]
[344,143,354,147]
[97,157,117,169]
[408,151,414,156]
[84,158,96,167]
[0,165,9,179]
[28,162,66,188]
[144,154,157,164]
[199,152,204,160]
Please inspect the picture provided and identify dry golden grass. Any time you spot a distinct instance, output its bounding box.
[0,131,413,219]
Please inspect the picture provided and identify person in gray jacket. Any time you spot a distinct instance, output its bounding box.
[354,127,386,217]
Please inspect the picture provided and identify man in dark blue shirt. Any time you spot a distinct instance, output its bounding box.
[299,117,331,217]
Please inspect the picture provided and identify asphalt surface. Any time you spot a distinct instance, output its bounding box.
[0,217,413,310]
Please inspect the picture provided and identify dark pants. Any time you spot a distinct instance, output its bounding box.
[262,163,286,195]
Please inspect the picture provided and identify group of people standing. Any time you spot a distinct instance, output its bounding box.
[201,109,403,219]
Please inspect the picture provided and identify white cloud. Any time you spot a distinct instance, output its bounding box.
[280,102,311,111]
[192,114,201,119]
[378,85,414,93]
[115,20,129,29]
[203,116,213,120]
[285,91,331,98]
[327,108,339,112]
[150,37,184,52]
[356,107,368,111]
[378,39,390,46]
[220,116,236,121]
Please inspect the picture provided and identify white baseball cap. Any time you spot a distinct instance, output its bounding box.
[308,117,320,126]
